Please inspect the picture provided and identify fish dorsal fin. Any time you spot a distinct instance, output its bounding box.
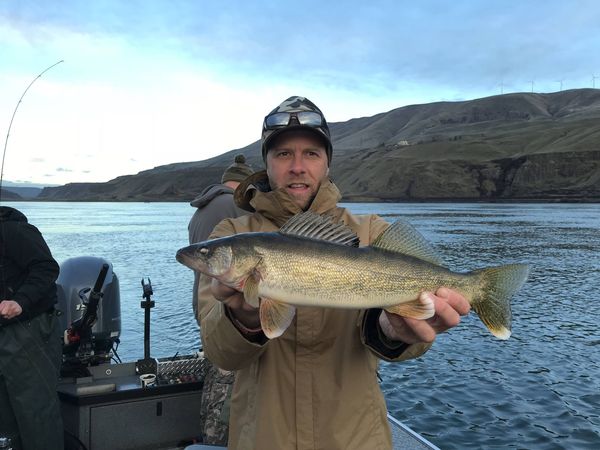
[279,211,359,247]
[372,218,446,266]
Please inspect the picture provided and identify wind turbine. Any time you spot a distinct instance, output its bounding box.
[593,74,599,89]
[529,80,535,93]
[498,80,505,95]
[556,79,565,91]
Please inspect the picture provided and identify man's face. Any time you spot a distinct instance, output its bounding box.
[266,130,329,211]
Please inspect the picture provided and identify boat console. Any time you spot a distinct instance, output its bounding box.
[56,256,212,450]
[58,354,208,450]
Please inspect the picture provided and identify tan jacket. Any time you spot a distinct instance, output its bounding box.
[198,174,431,450]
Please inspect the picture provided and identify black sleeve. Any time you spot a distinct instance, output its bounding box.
[362,308,410,359]
[4,222,59,313]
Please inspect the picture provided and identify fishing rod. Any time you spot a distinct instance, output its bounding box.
[1,59,64,202]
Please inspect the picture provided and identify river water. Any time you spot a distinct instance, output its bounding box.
[6,201,600,449]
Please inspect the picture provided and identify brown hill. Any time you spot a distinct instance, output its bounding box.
[39,89,600,202]
[0,189,23,201]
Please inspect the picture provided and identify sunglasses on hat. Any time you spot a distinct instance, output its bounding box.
[263,111,325,131]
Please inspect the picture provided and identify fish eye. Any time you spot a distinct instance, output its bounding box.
[200,247,209,255]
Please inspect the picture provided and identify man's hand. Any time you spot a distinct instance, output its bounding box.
[211,279,260,329]
[0,300,23,320]
[378,288,470,344]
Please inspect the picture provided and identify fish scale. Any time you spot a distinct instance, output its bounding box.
[253,236,478,309]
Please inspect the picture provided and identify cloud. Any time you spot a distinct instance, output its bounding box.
[4,1,600,95]
[138,1,600,94]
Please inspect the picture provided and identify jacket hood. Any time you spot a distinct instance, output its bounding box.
[233,171,270,211]
[0,206,28,223]
[233,170,341,227]
[190,184,235,208]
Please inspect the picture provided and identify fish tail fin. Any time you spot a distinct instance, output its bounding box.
[471,264,530,340]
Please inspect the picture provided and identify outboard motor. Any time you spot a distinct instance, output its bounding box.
[57,256,121,373]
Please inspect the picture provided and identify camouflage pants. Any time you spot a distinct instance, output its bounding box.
[199,361,235,446]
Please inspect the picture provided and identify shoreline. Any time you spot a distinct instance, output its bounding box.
[3,197,599,204]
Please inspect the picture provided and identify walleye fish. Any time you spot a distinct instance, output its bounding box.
[176,212,530,340]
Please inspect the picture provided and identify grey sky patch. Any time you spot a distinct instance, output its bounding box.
[3,1,600,96]
[165,1,600,94]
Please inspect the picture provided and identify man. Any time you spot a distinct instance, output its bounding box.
[189,154,254,321]
[188,154,253,446]
[0,206,64,450]
[197,96,470,450]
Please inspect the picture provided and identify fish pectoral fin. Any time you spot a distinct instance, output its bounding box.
[259,298,296,339]
[243,276,260,308]
[384,295,435,320]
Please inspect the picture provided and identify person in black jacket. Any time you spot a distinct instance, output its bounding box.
[0,206,64,450]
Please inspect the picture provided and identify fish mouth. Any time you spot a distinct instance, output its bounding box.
[175,246,199,270]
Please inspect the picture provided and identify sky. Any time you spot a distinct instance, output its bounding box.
[1,0,599,186]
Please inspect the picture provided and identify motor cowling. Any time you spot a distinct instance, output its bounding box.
[57,256,121,359]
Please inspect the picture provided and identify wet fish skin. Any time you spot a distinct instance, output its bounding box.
[176,212,530,340]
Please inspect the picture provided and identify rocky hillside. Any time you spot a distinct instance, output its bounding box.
[39,89,600,202]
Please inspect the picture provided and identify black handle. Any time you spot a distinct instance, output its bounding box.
[92,263,110,293]
[72,263,109,333]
